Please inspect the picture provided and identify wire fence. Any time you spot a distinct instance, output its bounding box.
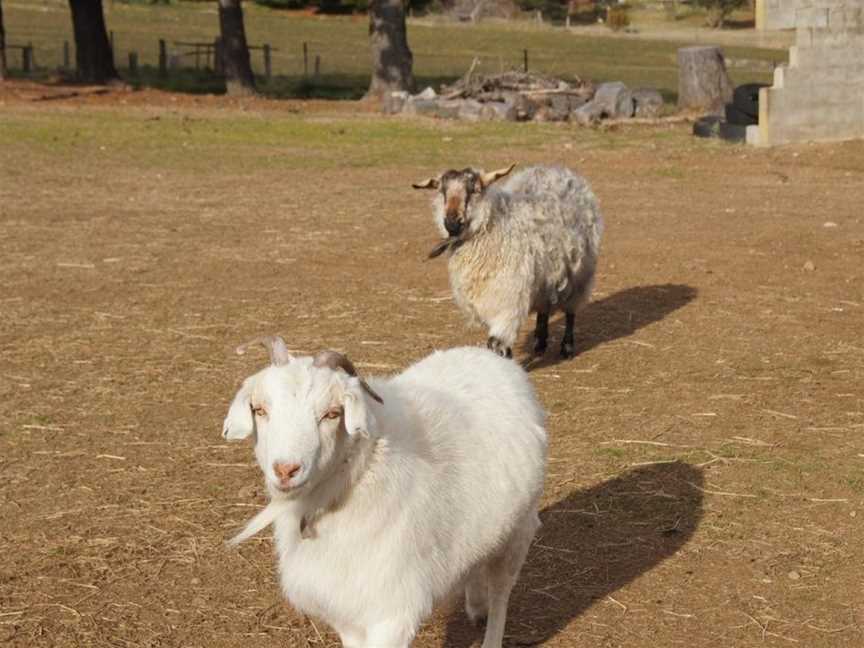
[3,35,346,79]
[1,30,559,100]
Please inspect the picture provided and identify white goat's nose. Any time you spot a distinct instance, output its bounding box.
[273,462,301,484]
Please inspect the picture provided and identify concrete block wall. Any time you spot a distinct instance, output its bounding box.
[748,1,864,146]
[756,0,860,31]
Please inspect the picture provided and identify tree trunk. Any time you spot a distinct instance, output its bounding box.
[0,0,7,81]
[677,46,734,116]
[217,0,256,97]
[68,0,118,84]
[366,0,414,101]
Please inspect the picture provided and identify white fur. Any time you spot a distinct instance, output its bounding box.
[430,165,604,354]
[223,347,547,648]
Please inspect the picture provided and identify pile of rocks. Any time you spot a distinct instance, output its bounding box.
[383,66,664,124]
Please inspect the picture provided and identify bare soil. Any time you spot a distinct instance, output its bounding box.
[1,82,862,647]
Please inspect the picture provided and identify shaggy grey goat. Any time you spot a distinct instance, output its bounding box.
[414,164,603,359]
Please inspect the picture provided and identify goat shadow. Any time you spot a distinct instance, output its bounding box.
[443,461,705,647]
[523,284,698,371]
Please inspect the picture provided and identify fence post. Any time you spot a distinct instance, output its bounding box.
[303,42,308,77]
[129,51,138,76]
[314,54,320,79]
[22,44,33,74]
[63,41,71,69]
[158,39,167,77]
[214,37,224,74]
[263,44,271,82]
[523,49,528,73]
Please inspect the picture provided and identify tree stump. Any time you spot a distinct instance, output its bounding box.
[218,0,257,97]
[366,0,414,100]
[677,46,733,116]
[68,0,119,84]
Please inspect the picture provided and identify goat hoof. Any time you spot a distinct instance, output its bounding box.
[533,341,547,356]
[487,337,511,359]
[560,343,575,359]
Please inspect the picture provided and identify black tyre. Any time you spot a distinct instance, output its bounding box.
[733,83,767,118]
[719,121,748,143]
[725,102,758,126]
[693,115,722,138]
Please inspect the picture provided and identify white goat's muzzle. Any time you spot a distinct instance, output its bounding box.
[272,461,303,490]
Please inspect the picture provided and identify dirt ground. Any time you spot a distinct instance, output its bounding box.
[1,82,862,647]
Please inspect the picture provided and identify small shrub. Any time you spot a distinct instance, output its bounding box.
[694,0,747,28]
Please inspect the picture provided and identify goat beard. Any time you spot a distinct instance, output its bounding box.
[428,235,467,259]
[227,499,291,546]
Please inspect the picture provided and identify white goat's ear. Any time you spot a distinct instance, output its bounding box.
[223,378,254,440]
[412,177,439,190]
[480,164,516,188]
[342,377,377,438]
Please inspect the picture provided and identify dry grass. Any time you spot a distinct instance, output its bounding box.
[1,86,863,647]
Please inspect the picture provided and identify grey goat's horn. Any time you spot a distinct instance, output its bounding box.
[314,350,384,404]
[236,335,293,366]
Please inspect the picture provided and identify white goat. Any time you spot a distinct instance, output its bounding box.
[414,164,604,359]
[223,336,547,648]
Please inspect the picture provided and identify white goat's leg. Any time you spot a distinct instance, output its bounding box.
[362,620,416,648]
[465,563,489,625]
[479,561,517,648]
[480,513,538,648]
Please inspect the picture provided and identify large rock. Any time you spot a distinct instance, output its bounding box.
[383,91,410,114]
[677,46,734,116]
[534,100,571,122]
[402,96,465,120]
[416,86,437,100]
[591,81,635,119]
[571,101,605,126]
[402,97,440,117]
[632,88,664,118]
[561,93,591,112]
[502,92,537,121]
[479,101,518,121]
[457,99,486,121]
[435,99,464,119]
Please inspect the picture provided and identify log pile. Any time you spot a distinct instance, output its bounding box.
[383,61,664,124]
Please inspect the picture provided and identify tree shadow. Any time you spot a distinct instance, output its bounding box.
[522,284,697,371]
[724,19,757,30]
[444,461,704,646]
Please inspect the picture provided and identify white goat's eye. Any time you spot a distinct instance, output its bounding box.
[252,405,267,417]
[321,408,342,422]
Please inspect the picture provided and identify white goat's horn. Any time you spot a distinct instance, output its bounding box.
[236,335,293,366]
[314,350,384,404]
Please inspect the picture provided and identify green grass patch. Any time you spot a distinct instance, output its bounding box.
[0,103,693,179]
[655,165,686,179]
[595,446,626,459]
